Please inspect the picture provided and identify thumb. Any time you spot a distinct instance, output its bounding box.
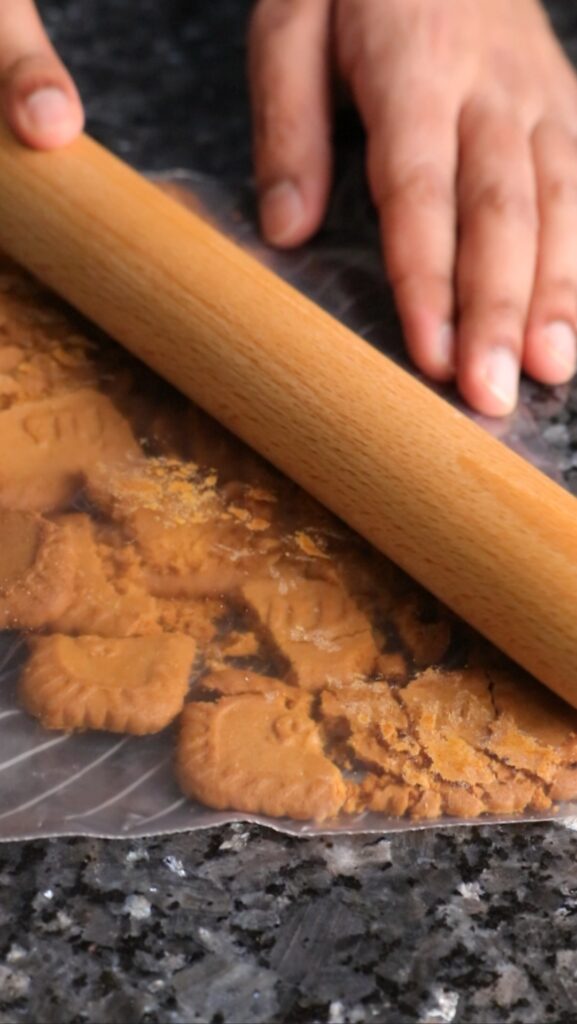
[0,0,84,149]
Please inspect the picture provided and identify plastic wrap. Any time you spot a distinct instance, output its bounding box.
[0,171,576,840]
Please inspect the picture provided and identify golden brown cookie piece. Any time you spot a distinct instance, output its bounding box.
[87,459,279,597]
[156,596,225,645]
[176,689,346,821]
[489,668,577,758]
[198,669,296,698]
[486,716,561,785]
[242,573,379,690]
[482,668,577,788]
[375,651,409,681]
[400,668,495,747]
[50,514,160,638]
[0,389,140,511]
[349,775,414,817]
[0,345,24,374]
[482,763,546,815]
[550,767,577,802]
[20,633,196,734]
[399,668,562,814]
[217,631,260,659]
[0,345,100,408]
[319,681,432,792]
[0,510,77,629]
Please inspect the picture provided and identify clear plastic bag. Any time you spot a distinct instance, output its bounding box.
[0,171,575,840]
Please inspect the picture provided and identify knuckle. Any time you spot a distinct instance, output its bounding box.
[536,276,577,319]
[249,0,307,41]
[252,91,301,152]
[387,266,451,295]
[543,175,577,207]
[468,181,536,227]
[460,294,524,329]
[375,163,453,213]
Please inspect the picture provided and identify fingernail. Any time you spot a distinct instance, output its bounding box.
[483,346,519,411]
[435,322,456,373]
[23,87,71,130]
[260,180,304,246]
[542,321,577,377]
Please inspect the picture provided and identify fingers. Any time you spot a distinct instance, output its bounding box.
[248,0,332,248]
[337,9,460,381]
[365,87,460,382]
[524,120,577,384]
[0,0,83,148]
[455,104,538,415]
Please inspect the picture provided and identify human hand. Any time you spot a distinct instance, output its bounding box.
[249,0,577,416]
[0,0,83,148]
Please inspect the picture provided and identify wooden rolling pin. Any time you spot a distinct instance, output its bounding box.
[0,124,575,706]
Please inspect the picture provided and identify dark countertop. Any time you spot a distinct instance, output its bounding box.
[3,2,577,1021]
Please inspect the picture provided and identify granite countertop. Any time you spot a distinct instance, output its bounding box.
[2,2,577,1021]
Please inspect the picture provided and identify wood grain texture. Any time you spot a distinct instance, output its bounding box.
[0,125,575,706]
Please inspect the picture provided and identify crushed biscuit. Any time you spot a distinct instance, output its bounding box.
[0,510,77,629]
[241,572,379,689]
[1,255,576,827]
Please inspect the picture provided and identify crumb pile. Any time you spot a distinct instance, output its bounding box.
[1,255,577,823]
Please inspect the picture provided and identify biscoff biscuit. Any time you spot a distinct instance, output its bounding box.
[241,573,379,690]
[50,514,160,638]
[20,633,196,734]
[0,510,77,629]
[0,389,140,512]
[87,460,280,598]
[176,689,346,821]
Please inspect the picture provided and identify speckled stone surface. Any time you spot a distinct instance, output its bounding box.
[3,822,577,1024]
[2,2,577,1022]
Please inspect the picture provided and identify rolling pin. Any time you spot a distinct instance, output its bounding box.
[0,124,575,707]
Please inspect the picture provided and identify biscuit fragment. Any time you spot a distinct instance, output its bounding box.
[319,681,433,795]
[156,597,224,645]
[0,510,77,629]
[20,634,196,734]
[198,669,296,698]
[0,389,140,511]
[50,514,159,638]
[176,688,346,821]
[87,460,278,597]
[241,574,379,689]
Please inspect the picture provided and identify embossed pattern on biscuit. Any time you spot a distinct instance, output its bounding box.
[0,389,140,511]
[241,573,379,689]
[0,509,77,629]
[176,688,346,821]
[20,634,196,734]
[50,514,160,638]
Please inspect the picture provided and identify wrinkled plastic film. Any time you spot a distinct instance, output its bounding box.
[0,171,576,840]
